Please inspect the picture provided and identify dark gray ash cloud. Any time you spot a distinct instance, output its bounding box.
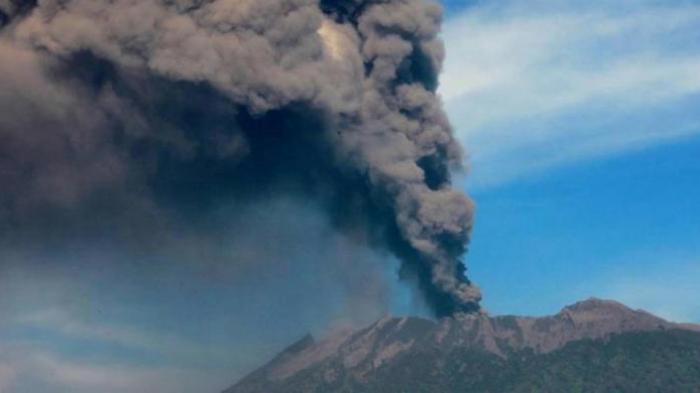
[0,0,480,317]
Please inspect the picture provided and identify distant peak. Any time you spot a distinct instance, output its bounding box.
[562,297,632,312]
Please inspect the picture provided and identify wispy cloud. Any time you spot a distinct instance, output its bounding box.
[14,308,219,363]
[0,306,239,392]
[0,363,18,392]
[0,344,231,393]
[16,309,157,350]
[441,1,700,187]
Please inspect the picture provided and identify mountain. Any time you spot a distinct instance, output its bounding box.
[224,298,700,393]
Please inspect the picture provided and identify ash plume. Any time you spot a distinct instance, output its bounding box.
[0,0,480,317]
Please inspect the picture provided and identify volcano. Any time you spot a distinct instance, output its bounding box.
[224,298,700,393]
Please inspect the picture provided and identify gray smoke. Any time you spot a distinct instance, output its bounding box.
[0,0,480,317]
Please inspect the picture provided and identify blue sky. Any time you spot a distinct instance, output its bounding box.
[0,1,699,392]
[439,0,700,322]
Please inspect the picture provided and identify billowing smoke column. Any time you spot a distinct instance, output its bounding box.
[0,0,480,316]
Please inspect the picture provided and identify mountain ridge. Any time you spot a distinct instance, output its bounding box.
[224,298,700,393]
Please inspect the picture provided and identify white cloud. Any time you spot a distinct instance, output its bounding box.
[441,1,700,187]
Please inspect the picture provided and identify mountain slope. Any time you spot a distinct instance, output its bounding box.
[224,299,700,393]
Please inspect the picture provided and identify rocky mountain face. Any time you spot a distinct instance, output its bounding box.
[224,299,700,393]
